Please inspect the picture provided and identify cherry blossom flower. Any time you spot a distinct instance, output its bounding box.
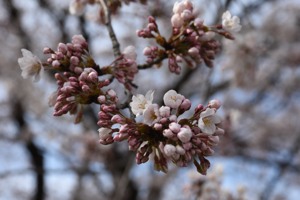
[143,104,160,125]
[130,90,154,116]
[163,90,184,109]
[222,11,242,33]
[198,108,222,135]
[18,49,43,82]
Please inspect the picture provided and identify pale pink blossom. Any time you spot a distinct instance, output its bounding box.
[163,90,184,109]
[130,90,154,116]
[18,49,43,82]
[198,108,222,135]
[143,104,160,126]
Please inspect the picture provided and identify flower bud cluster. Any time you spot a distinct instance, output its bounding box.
[102,46,138,90]
[97,89,224,174]
[53,68,110,123]
[43,35,96,75]
[137,0,242,73]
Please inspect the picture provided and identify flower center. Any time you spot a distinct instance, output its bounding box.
[203,117,212,126]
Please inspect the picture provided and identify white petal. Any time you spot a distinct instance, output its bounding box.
[201,123,216,135]
[222,11,231,20]
[212,115,222,124]
[200,108,215,118]
[145,90,154,102]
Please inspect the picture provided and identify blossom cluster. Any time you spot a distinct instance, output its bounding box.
[98,89,224,174]
[16,0,240,174]
[137,0,241,73]
[18,35,138,123]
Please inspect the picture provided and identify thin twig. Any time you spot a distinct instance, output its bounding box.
[99,0,121,58]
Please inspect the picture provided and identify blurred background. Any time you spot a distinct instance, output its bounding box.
[1,0,300,199]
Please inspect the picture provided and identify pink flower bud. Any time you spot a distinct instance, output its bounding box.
[58,43,67,53]
[147,23,157,31]
[183,142,192,150]
[176,145,186,155]
[181,10,192,21]
[171,14,184,28]
[148,16,155,23]
[169,122,181,133]
[188,47,199,57]
[154,123,162,131]
[180,99,191,111]
[81,85,90,93]
[177,127,192,143]
[111,114,123,123]
[169,115,177,122]
[43,47,53,54]
[208,99,221,109]
[52,60,60,68]
[163,129,174,138]
[88,71,98,83]
[164,144,176,157]
[143,47,152,56]
[72,34,87,48]
[107,89,117,98]
[74,67,83,74]
[97,95,106,103]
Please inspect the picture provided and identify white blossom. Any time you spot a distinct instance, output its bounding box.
[198,108,222,135]
[18,49,43,82]
[164,144,177,157]
[98,127,112,140]
[177,127,193,143]
[123,45,137,60]
[222,11,242,33]
[163,90,184,109]
[143,104,160,125]
[130,90,154,116]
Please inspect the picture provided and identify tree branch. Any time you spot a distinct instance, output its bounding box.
[99,0,121,57]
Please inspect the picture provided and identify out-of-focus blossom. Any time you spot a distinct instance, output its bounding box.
[18,49,43,82]
[123,45,137,60]
[222,11,242,33]
[198,108,222,134]
[69,0,85,15]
